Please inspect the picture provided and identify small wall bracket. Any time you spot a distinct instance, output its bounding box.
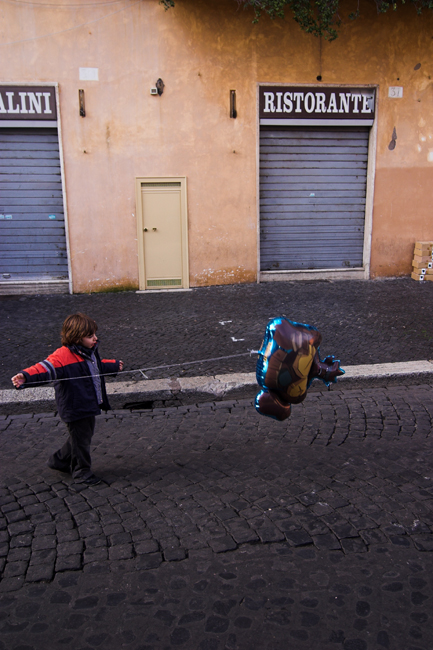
[156,79,165,96]
[230,90,237,118]
[79,89,86,117]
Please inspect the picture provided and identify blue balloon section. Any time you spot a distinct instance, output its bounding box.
[255,317,345,421]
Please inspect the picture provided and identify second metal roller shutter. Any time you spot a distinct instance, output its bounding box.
[260,126,370,271]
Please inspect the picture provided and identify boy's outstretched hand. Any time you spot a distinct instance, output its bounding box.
[12,373,26,388]
[119,361,124,371]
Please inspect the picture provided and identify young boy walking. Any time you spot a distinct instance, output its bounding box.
[12,313,123,486]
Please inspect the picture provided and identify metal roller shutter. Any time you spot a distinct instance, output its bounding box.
[0,127,68,282]
[260,126,369,271]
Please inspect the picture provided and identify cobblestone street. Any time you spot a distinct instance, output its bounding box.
[1,383,433,649]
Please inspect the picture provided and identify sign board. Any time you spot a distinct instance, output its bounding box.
[388,86,403,98]
[0,85,57,121]
[259,86,375,125]
[79,68,99,81]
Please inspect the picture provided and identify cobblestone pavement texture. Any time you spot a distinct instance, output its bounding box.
[1,278,433,390]
[1,384,433,649]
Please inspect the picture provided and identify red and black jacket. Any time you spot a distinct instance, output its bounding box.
[19,344,119,422]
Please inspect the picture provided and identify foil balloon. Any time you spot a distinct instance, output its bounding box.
[255,318,344,421]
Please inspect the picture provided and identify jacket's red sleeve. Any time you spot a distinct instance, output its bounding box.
[19,347,69,387]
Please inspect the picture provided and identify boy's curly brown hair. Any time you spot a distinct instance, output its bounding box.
[61,313,98,346]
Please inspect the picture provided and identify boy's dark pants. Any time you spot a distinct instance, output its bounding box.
[48,416,96,482]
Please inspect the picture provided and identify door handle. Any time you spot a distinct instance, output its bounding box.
[152,228,157,232]
[144,228,148,232]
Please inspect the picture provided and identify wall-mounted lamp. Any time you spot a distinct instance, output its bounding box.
[156,78,165,96]
[79,89,86,117]
[230,89,237,119]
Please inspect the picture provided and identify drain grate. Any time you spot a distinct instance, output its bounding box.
[123,401,154,410]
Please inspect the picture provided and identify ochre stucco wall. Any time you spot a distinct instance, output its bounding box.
[1,0,432,290]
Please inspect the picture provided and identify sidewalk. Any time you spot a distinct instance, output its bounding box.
[1,278,433,413]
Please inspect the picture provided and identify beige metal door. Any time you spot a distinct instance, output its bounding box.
[136,178,189,290]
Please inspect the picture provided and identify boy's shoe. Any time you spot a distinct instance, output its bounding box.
[80,475,103,486]
[47,458,71,474]
[70,476,103,492]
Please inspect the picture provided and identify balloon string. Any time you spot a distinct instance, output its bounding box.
[17,351,257,387]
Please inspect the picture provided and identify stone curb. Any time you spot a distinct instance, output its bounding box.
[1,360,432,415]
